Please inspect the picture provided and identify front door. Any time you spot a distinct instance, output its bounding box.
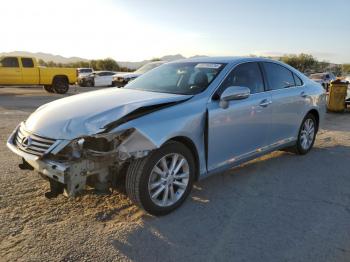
[20,57,39,84]
[207,62,272,172]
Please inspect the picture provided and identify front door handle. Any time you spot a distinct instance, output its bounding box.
[259,99,272,107]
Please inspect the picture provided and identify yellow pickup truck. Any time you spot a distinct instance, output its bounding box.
[0,56,77,94]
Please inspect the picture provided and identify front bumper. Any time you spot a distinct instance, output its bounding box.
[7,125,69,184]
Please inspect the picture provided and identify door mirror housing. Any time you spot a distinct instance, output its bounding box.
[219,86,250,109]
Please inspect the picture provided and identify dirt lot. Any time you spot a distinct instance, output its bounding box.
[1,87,350,262]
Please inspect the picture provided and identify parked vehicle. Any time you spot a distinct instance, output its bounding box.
[77,68,93,78]
[0,56,77,94]
[7,57,326,216]
[78,71,117,87]
[309,72,336,91]
[112,61,166,87]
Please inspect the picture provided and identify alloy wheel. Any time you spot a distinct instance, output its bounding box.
[300,118,315,151]
[148,153,190,207]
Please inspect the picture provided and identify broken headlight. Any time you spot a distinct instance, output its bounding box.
[57,129,134,160]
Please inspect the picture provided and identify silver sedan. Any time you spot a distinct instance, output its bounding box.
[7,57,326,215]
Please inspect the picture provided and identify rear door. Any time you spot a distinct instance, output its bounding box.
[262,62,307,145]
[207,62,272,172]
[20,58,39,84]
[0,57,22,84]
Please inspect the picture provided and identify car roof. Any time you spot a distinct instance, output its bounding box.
[170,56,287,65]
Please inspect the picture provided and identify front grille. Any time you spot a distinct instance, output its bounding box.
[14,126,56,157]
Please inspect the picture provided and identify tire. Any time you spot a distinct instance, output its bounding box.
[52,77,69,94]
[43,85,54,93]
[125,141,195,216]
[86,80,94,87]
[293,113,317,155]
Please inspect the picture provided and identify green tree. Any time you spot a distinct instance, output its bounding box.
[342,64,350,74]
[280,53,317,73]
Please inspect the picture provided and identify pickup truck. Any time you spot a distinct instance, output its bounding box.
[0,56,77,94]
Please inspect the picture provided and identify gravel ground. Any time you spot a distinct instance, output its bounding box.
[0,87,350,262]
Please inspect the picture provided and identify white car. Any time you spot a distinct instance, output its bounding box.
[79,71,117,87]
[112,61,166,87]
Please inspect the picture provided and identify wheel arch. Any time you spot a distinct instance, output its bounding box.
[52,75,69,84]
[306,108,320,132]
[167,136,200,181]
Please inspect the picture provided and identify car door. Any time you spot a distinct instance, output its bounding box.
[100,72,113,86]
[93,72,104,86]
[207,62,272,172]
[20,58,39,84]
[262,62,307,145]
[0,57,22,84]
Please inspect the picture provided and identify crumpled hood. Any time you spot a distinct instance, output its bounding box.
[25,88,191,140]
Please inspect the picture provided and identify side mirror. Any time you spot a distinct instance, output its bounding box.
[219,86,250,109]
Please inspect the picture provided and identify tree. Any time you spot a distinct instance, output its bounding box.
[342,64,350,74]
[280,53,317,73]
[150,57,162,62]
[95,58,120,71]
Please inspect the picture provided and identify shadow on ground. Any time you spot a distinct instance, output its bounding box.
[109,145,350,262]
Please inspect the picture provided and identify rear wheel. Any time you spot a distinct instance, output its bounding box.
[43,85,54,93]
[125,141,195,216]
[294,113,317,155]
[52,77,69,94]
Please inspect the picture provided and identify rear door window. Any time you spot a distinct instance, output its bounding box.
[1,57,19,67]
[21,58,34,68]
[263,62,295,90]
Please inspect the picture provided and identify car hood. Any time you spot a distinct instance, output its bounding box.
[114,72,141,79]
[25,88,192,140]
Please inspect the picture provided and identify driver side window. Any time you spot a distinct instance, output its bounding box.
[221,62,265,94]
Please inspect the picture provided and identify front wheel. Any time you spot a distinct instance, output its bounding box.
[125,141,195,216]
[294,113,317,155]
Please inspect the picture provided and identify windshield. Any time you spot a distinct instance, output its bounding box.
[79,69,93,73]
[134,62,164,74]
[125,62,225,95]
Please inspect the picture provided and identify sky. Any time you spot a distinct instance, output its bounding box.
[1,0,349,63]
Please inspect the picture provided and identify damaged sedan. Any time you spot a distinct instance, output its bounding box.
[7,57,326,215]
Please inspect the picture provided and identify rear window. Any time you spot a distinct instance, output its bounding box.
[0,57,19,67]
[21,58,34,68]
[79,69,93,73]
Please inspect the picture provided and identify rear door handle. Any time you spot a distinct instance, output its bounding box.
[259,99,272,107]
[300,91,308,98]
